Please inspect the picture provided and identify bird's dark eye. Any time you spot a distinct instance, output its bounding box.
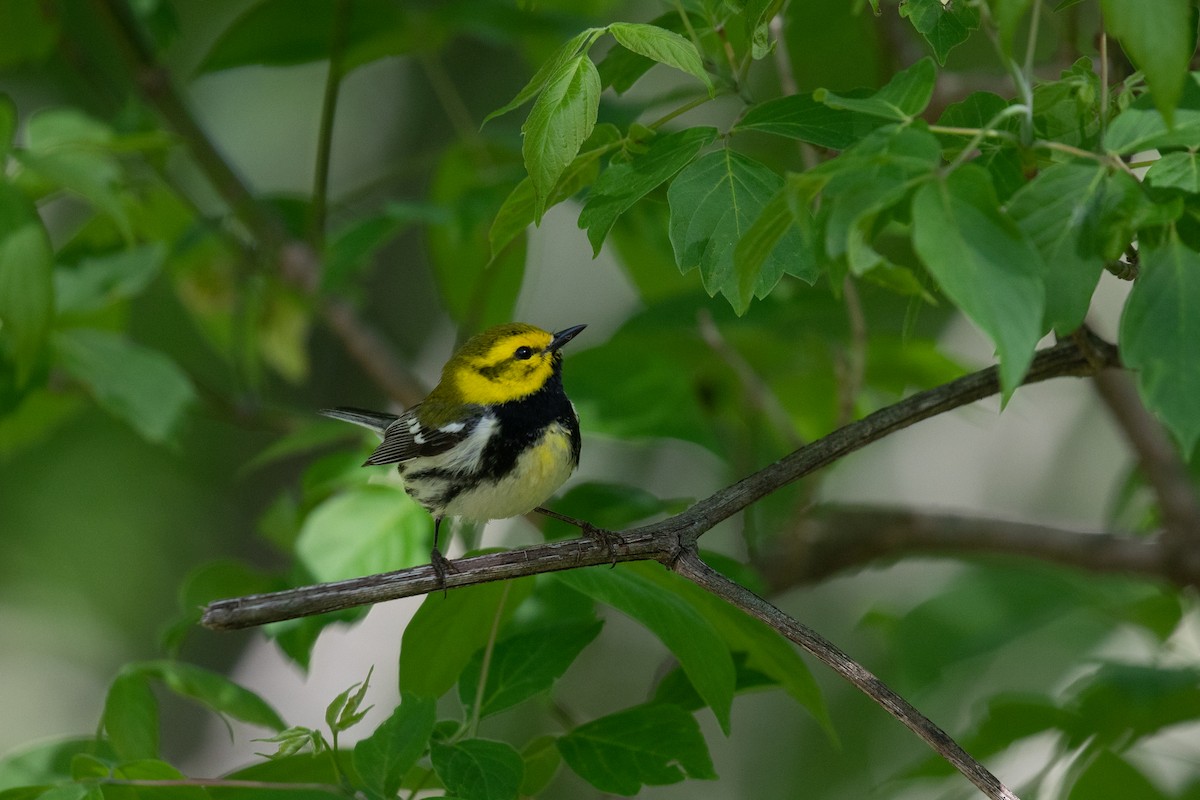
[514,345,534,360]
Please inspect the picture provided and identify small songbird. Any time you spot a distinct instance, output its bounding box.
[320,322,586,582]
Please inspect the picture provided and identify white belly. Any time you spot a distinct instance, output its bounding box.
[442,422,577,521]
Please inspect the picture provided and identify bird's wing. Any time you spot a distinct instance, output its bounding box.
[364,405,484,465]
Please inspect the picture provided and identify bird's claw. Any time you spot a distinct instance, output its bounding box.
[430,548,456,596]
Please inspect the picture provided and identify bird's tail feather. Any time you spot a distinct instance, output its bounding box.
[318,406,398,436]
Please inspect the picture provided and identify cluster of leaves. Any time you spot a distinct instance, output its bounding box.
[1,512,834,799]
[2,0,1200,798]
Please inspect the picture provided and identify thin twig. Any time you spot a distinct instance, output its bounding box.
[310,0,354,249]
[671,550,1020,800]
[93,0,427,407]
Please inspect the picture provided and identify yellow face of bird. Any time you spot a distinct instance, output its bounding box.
[445,324,562,405]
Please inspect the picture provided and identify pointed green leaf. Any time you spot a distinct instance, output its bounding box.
[353,694,437,800]
[491,124,620,257]
[898,0,981,64]
[734,92,888,149]
[19,109,130,241]
[295,485,429,583]
[198,0,414,75]
[1007,162,1111,335]
[815,57,937,121]
[522,54,601,221]
[667,149,799,311]
[1101,0,1192,125]
[1119,233,1200,451]
[484,28,604,125]
[326,668,373,733]
[400,577,534,699]
[55,243,166,315]
[430,738,523,800]
[578,126,717,255]
[911,164,1045,398]
[1105,73,1200,154]
[607,22,712,92]
[132,660,286,732]
[0,182,53,384]
[53,328,196,444]
[459,619,603,719]
[103,671,158,761]
[557,703,716,794]
[553,564,735,733]
[1145,152,1200,193]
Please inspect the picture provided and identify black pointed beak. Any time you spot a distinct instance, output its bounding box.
[549,324,587,352]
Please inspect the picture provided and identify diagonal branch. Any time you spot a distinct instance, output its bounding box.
[202,333,1127,800]
[203,331,1123,627]
[671,550,1020,800]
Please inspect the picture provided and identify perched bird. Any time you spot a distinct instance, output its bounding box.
[320,322,587,583]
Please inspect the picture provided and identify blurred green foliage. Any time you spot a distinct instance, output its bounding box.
[1,0,1199,798]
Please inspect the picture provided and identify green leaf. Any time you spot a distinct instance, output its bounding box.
[0,93,15,159]
[1006,162,1111,335]
[667,149,801,311]
[0,182,54,384]
[428,141,526,330]
[670,575,833,737]
[1069,750,1167,800]
[198,0,413,74]
[815,57,937,121]
[326,668,374,734]
[132,660,287,732]
[1119,233,1200,451]
[1067,662,1200,747]
[103,671,159,761]
[519,735,561,796]
[578,126,717,255]
[491,124,620,257]
[54,243,166,315]
[607,22,712,92]
[557,703,717,794]
[400,577,534,699]
[353,694,437,800]
[53,328,196,444]
[1101,0,1192,125]
[295,485,430,583]
[1145,152,1200,193]
[323,203,442,293]
[430,738,523,800]
[522,54,600,221]
[732,186,816,305]
[1104,73,1200,154]
[911,164,1045,399]
[553,563,735,733]
[18,109,130,241]
[734,92,889,149]
[0,738,115,792]
[459,619,603,719]
[992,0,1035,55]
[898,0,981,64]
[0,2,59,68]
[485,27,604,124]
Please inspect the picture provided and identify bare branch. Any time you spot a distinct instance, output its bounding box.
[755,505,1169,591]
[671,550,1020,800]
[1092,366,1200,582]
